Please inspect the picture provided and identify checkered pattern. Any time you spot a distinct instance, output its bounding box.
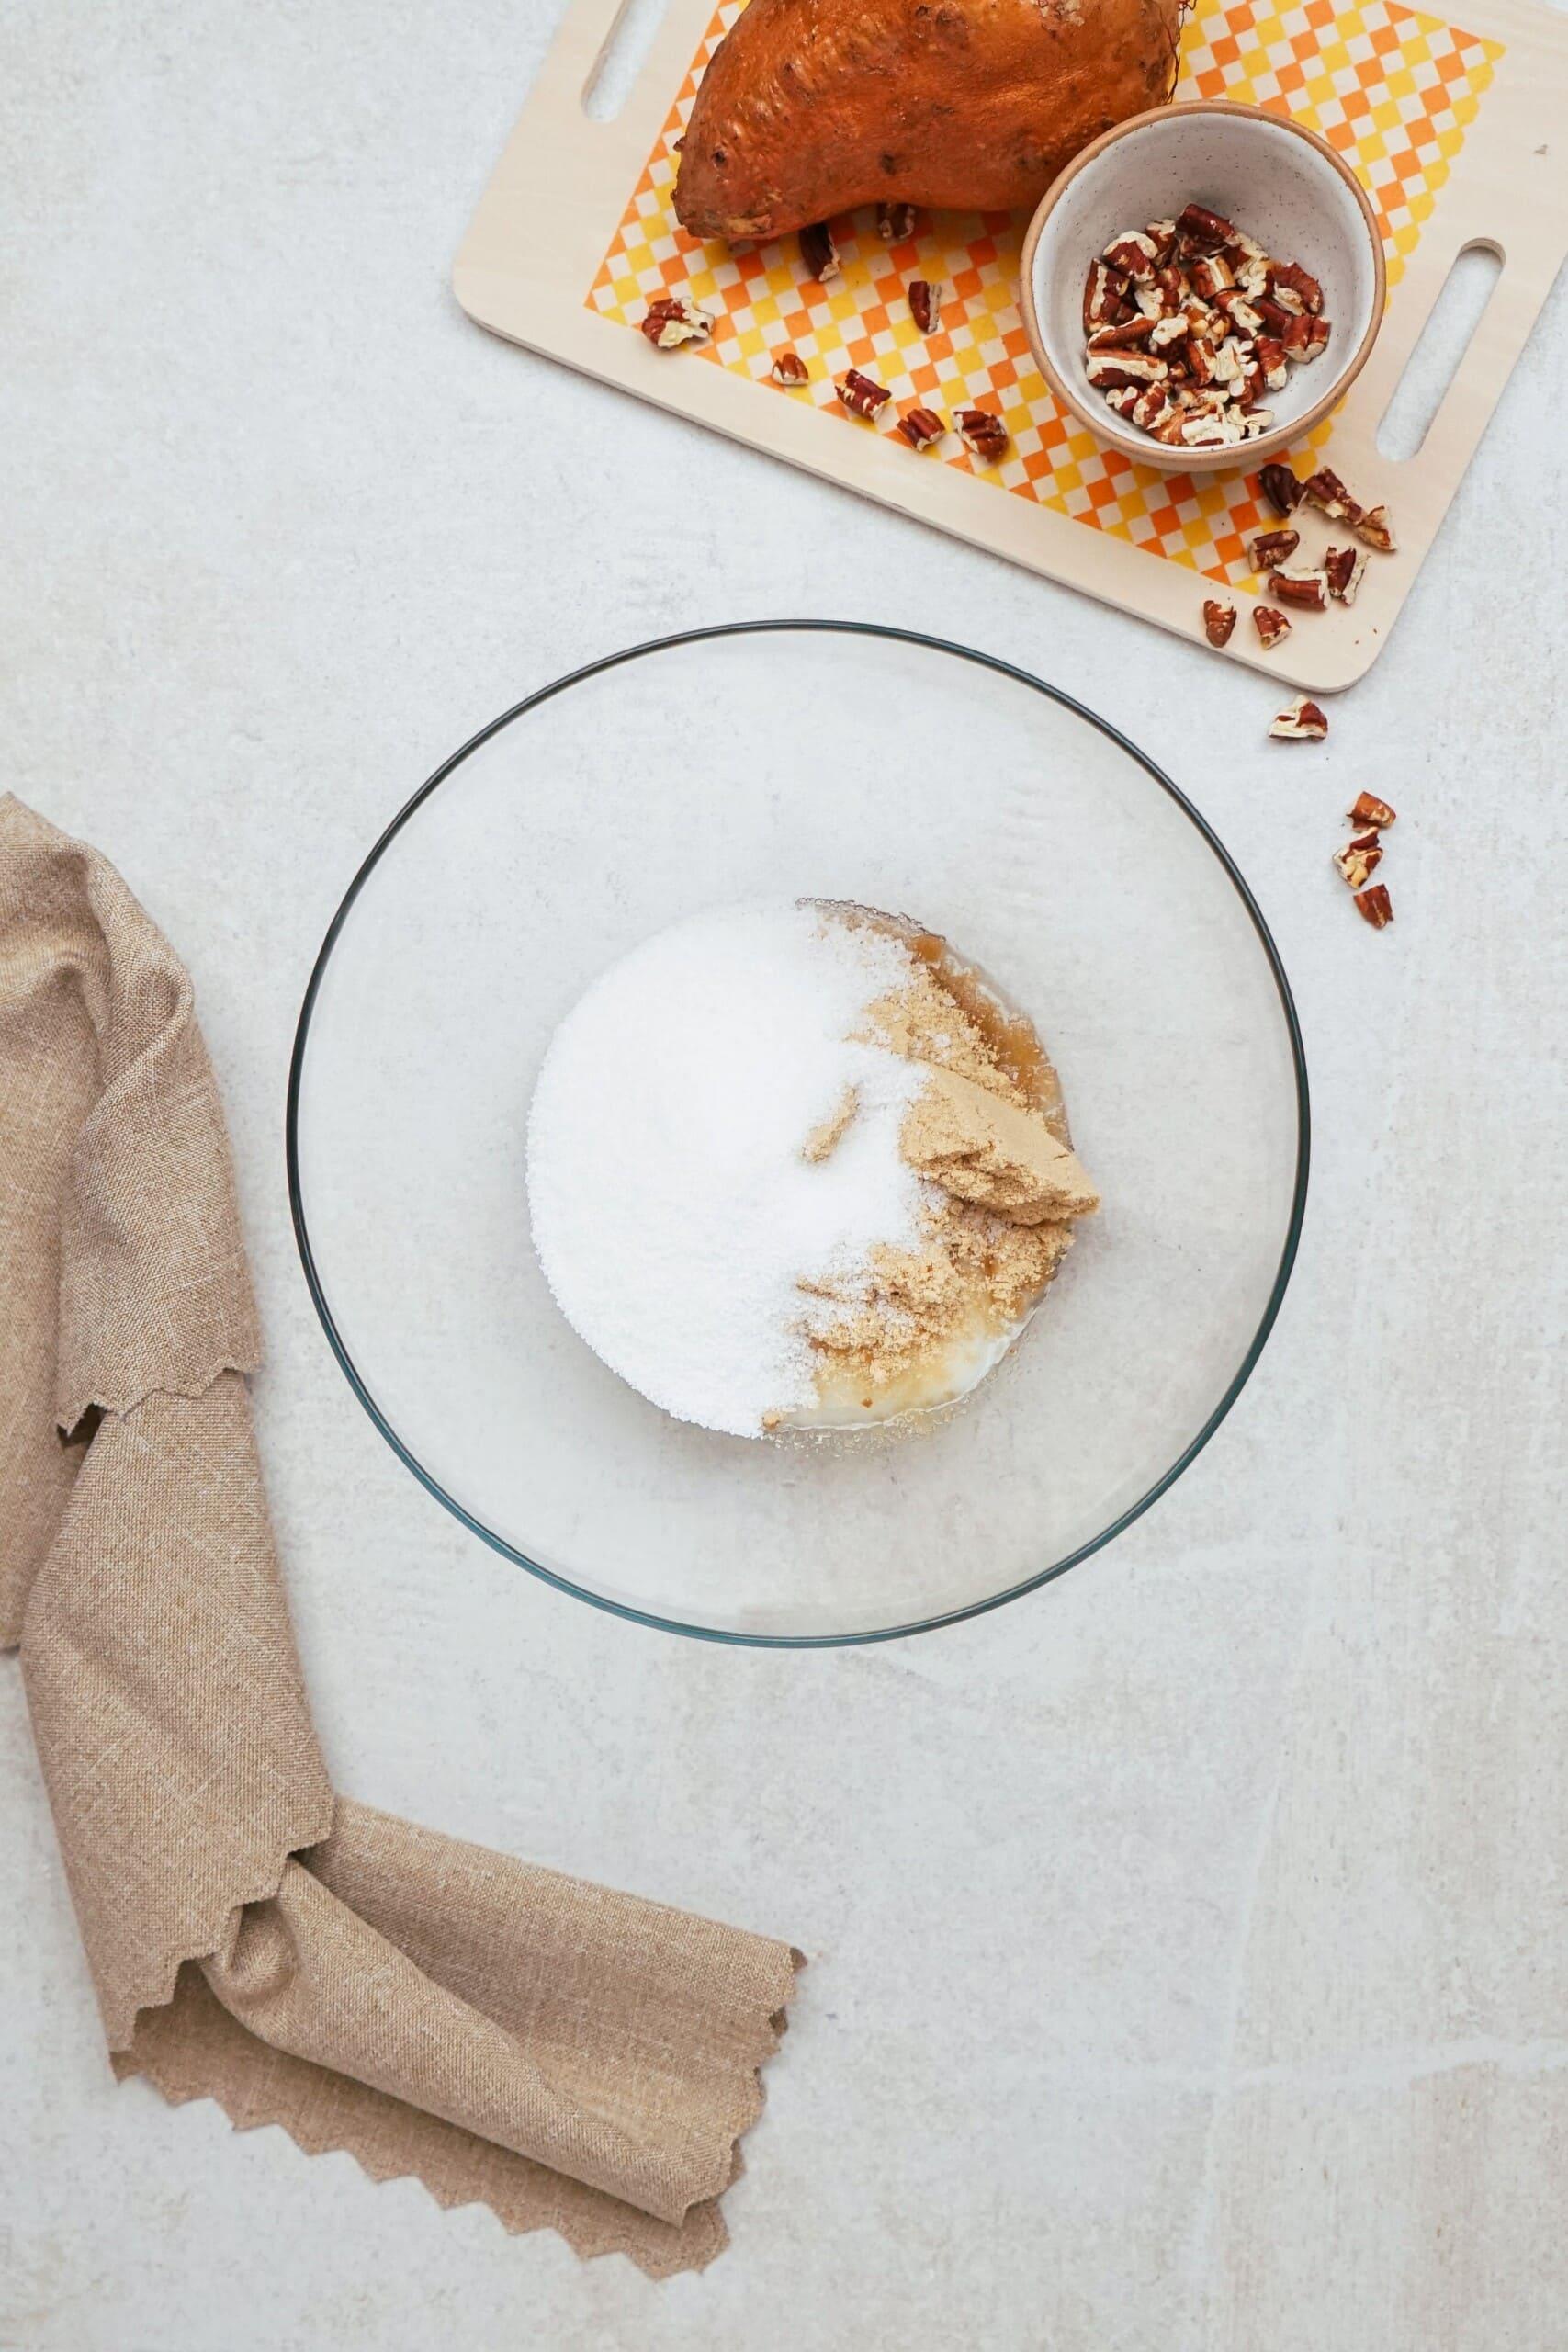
[588,0,1503,585]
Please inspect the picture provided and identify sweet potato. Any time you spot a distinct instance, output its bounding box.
[674,0,1184,243]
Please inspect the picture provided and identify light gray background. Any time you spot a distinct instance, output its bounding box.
[2,3,1563,2346]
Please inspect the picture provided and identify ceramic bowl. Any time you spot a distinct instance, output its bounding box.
[1019,101,1385,474]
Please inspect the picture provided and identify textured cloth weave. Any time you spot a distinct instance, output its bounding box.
[1,795,798,2277]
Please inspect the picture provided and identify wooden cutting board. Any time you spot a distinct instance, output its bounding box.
[456,0,1568,689]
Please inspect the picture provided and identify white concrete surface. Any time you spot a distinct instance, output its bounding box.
[2,4,1563,2346]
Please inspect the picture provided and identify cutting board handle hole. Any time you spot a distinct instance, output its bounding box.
[1376,243,1503,462]
[583,0,672,119]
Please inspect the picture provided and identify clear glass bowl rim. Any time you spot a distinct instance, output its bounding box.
[286,618,1311,1649]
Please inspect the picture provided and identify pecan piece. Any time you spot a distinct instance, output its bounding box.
[1356,504,1397,552]
[955,407,1009,461]
[1088,316,1156,351]
[877,200,917,242]
[1086,351,1168,391]
[1302,467,1361,522]
[1324,545,1367,605]
[1354,882,1393,929]
[1259,462,1302,516]
[1202,597,1237,648]
[1254,606,1292,650]
[897,404,945,449]
[1249,527,1301,571]
[1349,791,1398,829]
[640,295,713,350]
[1335,832,1384,889]
[1271,259,1324,314]
[1188,254,1235,300]
[1269,565,1329,611]
[1177,202,1236,253]
[1103,229,1160,283]
[770,348,809,387]
[799,221,840,282]
[908,278,942,333]
[835,368,890,419]
[1269,695,1329,740]
[1083,260,1134,334]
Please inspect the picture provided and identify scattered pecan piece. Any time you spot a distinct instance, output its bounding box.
[897,404,946,449]
[1324,545,1367,605]
[799,221,840,283]
[1249,526,1301,570]
[955,407,1009,461]
[877,200,917,242]
[1269,565,1329,611]
[1354,882,1393,929]
[1202,597,1237,648]
[770,348,809,387]
[1259,462,1303,516]
[1253,605,1292,650]
[640,295,713,350]
[1349,791,1397,829]
[1356,503,1397,552]
[835,368,890,419]
[1302,467,1362,522]
[1335,831,1384,889]
[908,279,942,334]
[1269,695,1329,740]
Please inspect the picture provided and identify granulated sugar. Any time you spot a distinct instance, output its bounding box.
[525,900,929,1436]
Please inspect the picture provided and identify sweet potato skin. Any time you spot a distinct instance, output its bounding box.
[674,0,1184,242]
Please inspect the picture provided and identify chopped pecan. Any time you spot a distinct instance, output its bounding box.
[770,348,809,387]
[955,407,1009,461]
[1255,336,1290,391]
[1089,316,1156,351]
[1259,462,1303,516]
[1254,605,1292,649]
[1202,597,1237,648]
[1269,695,1329,740]
[640,295,714,350]
[1086,351,1168,391]
[1131,384,1172,431]
[1356,504,1397,552]
[1252,294,1294,336]
[1249,526,1301,571]
[1270,258,1323,314]
[1084,259,1135,334]
[1334,832,1384,889]
[908,278,942,334]
[1349,791,1397,829]
[835,368,890,419]
[1176,201,1236,253]
[1354,882,1393,929]
[1103,229,1160,283]
[1302,467,1361,522]
[799,221,840,282]
[1269,565,1329,611]
[897,404,945,449]
[877,200,917,242]
[1188,254,1235,300]
[1324,544,1367,605]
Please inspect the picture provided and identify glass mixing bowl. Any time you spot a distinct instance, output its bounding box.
[288,622,1308,1645]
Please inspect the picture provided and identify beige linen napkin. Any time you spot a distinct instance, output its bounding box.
[0,794,799,2278]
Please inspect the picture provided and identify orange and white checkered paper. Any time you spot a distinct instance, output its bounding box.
[590,0,1502,585]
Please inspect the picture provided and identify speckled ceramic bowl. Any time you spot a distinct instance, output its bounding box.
[1020,100,1385,474]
